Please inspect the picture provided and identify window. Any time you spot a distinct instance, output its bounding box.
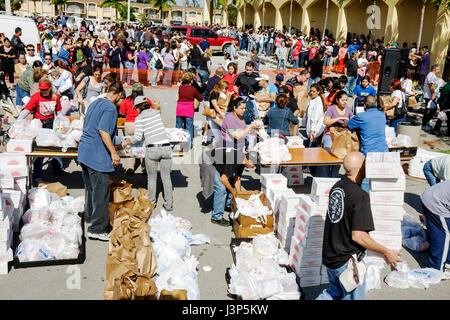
[172,11,182,20]
[132,6,139,13]
[189,12,196,18]
[88,3,96,10]
[103,6,110,12]
[204,29,216,39]
[172,27,188,36]
[88,15,96,19]
[190,28,204,38]
[43,0,50,6]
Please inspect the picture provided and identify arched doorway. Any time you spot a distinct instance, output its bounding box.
[307,0,339,38]
[396,0,437,48]
[280,0,302,32]
[259,1,276,29]
[243,2,255,28]
[344,0,388,41]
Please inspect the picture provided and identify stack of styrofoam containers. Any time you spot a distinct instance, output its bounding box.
[281,166,304,187]
[287,179,337,288]
[277,194,305,253]
[0,153,29,234]
[0,193,13,274]
[261,174,291,230]
[365,152,404,263]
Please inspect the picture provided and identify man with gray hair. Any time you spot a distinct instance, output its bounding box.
[422,63,441,130]
[317,152,402,300]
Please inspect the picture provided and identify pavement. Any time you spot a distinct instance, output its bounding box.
[0,55,449,300]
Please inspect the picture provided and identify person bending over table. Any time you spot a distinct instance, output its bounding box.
[423,155,450,186]
[78,82,124,241]
[322,90,353,178]
[263,94,299,142]
[420,180,450,273]
[17,78,64,182]
[121,96,173,212]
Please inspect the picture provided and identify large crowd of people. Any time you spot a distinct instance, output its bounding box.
[0,15,449,300]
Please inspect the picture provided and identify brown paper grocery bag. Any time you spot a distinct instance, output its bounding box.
[38,182,68,198]
[293,84,309,118]
[135,228,157,277]
[134,275,158,300]
[159,289,188,300]
[329,127,360,159]
[104,255,137,300]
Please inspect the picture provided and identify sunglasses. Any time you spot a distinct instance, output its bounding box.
[27,48,35,51]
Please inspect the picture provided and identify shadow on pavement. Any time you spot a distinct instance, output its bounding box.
[405,192,423,213]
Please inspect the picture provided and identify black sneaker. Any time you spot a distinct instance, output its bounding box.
[224,206,232,213]
[211,218,229,226]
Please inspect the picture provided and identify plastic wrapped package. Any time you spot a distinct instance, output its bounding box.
[276,249,289,265]
[22,207,52,225]
[8,119,42,140]
[28,187,52,208]
[61,134,78,152]
[70,129,83,143]
[53,116,72,139]
[384,262,410,289]
[407,268,447,289]
[253,233,279,258]
[35,128,63,147]
[70,119,83,131]
[19,223,51,241]
[129,146,146,159]
[256,274,283,299]
[364,260,385,293]
[228,269,260,300]
[254,138,292,164]
[389,134,412,148]
[70,197,85,214]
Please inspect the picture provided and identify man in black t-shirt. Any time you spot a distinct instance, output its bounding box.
[345,51,359,95]
[318,152,401,300]
[233,61,260,97]
[211,147,255,226]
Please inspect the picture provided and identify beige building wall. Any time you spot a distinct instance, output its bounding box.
[307,0,339,36]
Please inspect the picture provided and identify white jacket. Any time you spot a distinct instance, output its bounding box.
[306,96,325,138]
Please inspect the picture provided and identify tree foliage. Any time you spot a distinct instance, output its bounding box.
[0,0,24,12]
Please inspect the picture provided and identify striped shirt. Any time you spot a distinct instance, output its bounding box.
[129,108,170,146]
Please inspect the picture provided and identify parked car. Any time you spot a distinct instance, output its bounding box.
[167,25,238,55]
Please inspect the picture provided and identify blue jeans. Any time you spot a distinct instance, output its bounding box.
[277,59,286,70]
[389,116,406,134]
[258,43,264,55]
[423,159,440,186]
[292,59,299,69]
[316,260,367,300]
[299,51,308,68]
[198,69,209,86]
[322,134,340,178]
[308,77,321,91]
[212,170,232,221]
[422,202,450,272]
[346,76,357,96]
[176,116,194,149]
[323,55,331,67]
[15,85,30,107]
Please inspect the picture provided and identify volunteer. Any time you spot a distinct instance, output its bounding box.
[78,82,125,241]
[262,94,299,140]
[255,74,278,112]
[322,90,353,177]
[305,84,326,148]
[420,180,450,273]
[121,96,173,212]
[422,155,450,186]
[211,97,260,226]
[17,78,64,181]
[317,152,402,300]
[346,95,389,156]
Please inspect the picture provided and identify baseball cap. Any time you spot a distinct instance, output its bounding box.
[133,96,147,107]
[278,85,290,95]
[255,74,270,82]
[38,82,51,90]
[132,83,143,91]
[392,42,399,48]
[276,73,284,81]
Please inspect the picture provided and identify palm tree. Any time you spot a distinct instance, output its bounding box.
[101,0,125,20]
[236,0,254,28]
[51,0,68,17]
[322,0,329,38]
[0,0,23,12]
[149,0,176,22]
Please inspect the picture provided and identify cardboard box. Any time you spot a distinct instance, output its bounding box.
[371,205,404,221]
[232,191,274,228]
[1,166,28,178]
[303,246,323,257]
[369,191,404,206]
[310,194,330,206]
[366,152,400,164]
[309,215,326,228]
[268,188,294,208]
[287,177,305,187]
[369,233,402,250]
[0,228,10,242]
[232,219,274,238]
[0,231,13,254]
[260,174,287,190]
[365,153,402,179]
[300,276,321,287]
[293,217,308,237]
[0,153,27,167]
[0,174,14,190]
[311,177,340,198]
[308,226,325,238]
[370,174,406,192]
[283,171,304,180]
[283,166,302,174]
[298,194,328,217]
[300,256,323,268]
[366,250,387,263]
[2,190,23,209]
[298,267,321,278]
[6,139,33,153]
[321,274,330,285]
[279,194,304,213]
[373,219,402,236]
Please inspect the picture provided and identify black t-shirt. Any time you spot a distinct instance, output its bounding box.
[345,59,358,77]
[322,177,375,269]
[332,45,340,57]
[234,71,259,96]
[310,60,323,79]
[209,91,219,104]
[212,147,245,178]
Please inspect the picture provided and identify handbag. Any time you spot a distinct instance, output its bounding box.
[329,126,360,159]
[394,92,408,117]
[202,106,217,118]
[339,253,366,293]
[408,96,417,108]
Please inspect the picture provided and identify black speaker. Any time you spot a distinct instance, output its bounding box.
[378,48,400,95]
[398,48,410,80]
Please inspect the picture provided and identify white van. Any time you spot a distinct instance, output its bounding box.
[0,15,41,54]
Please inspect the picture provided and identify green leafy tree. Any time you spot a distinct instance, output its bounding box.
[149,0,176,22]
[101,0,125,20]
[50,0,68,17]
[0,0,24,12]
[228,4,237,25]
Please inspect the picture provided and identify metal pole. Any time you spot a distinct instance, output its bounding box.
[289,0,292,33]
[127,0,131,23]
[5,0,11,15]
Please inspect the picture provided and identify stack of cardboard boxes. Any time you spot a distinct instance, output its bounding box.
[276,194,305,253]
[287,177,339,287]
[365,152,404,263]
[0,153,28,274]
[281,166,304,187]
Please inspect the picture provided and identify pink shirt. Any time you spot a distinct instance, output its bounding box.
[338,47,348,60]
[275,37,282,47]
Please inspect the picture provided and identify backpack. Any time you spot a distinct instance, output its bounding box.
[155,56,163,70]
[243,99,255,124]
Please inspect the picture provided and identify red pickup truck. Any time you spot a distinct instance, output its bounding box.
[166,26,238,55]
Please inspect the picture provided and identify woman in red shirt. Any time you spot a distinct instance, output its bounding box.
[175,72,203,149]
[118,82,153,175]
[222,62,238,94]
[18,78,64,181]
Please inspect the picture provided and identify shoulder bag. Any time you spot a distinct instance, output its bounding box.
[339,253,366,293]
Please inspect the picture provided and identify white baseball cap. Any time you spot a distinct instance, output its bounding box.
[255,74,270,82]
[133,96,148,107]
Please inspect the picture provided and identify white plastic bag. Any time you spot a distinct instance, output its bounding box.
[70,129,83,143]
[53,116,72,139]
[61,134,78,152]
[437,111,448,122]
[385,262,410,289]
[70,119,83,131]
[407,268,446,289]
[28,187,52,208]
[35,128,63,147]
